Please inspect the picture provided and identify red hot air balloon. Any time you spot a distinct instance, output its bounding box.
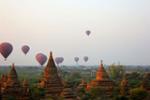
[83,56,88,62]
[86,30,91,36]
[22,45,30,55]
[55,57,64,65]
[74,57,79,63]
[36,53,47,66]
[0,42,13,60]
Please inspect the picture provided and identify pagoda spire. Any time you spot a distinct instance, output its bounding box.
[101,60,103,65]
[96,60,109,81]
[44,51,58,80]
[50,51,53,59]
[7,63,19,85]
[12,63,15,68]
[46,51,56,69]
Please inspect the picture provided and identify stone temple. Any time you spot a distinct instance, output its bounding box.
[87,60,114,96]
[39,52,63,99]
[0,63,30,100]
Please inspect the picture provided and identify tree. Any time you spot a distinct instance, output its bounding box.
[127,72,142,88]
[89,87,109,100]
[7,96,16,100]
[108,64,125,80]
[130,88,148,100]
[113,95,128,100]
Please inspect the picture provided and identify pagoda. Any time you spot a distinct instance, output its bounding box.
[88,60,114,95]
[1,64,23,100]
[61,82,77,100]
[39,52,63,99]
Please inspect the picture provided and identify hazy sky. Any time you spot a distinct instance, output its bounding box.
[0,0,150,65]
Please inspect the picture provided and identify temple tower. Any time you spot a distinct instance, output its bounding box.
[1,64,23,100]
[96,60,109,81]
[39,52,63,99]
[88,60,114,96]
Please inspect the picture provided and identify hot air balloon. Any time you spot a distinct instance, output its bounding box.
[22,45,30,55]
[86,30,91,36]
[0,42,13,60]
[55,57,64,65]
[83,56,88,62]
[35,53,47,66]
[74,57,79,63]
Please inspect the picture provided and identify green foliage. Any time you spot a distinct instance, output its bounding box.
[38,88,46,97]
[89,87,109,100]
[0,66,149,100]
[67,72,82,80]
[129,79,140,88]
[113,95,128,100]
[81,92,92,100]
[129,88,148,100]
[65,72,82,88]
[77,87,86,96]
[108,64,125,80]
[7,96,16,100]
[30,86,45,100]
[127,72,142,88]
[112,87,120,96]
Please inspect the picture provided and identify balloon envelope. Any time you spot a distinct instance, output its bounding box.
[86,30,91,36]
[74,57,79,63]
[36,53,47,66]
[0,42,13,60]
[22,45,30,55]
[55,57,64,65]
[83,56,88,62]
